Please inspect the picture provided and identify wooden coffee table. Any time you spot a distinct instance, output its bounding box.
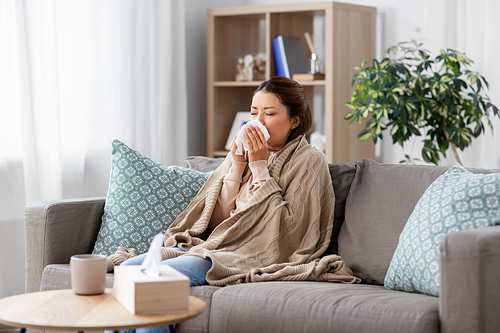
[0,289,206,332]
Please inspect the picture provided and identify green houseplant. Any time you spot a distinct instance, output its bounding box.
[345,40,499,165]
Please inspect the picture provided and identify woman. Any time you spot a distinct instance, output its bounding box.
[108,76,358,295]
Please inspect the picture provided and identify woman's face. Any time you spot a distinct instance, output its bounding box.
[250,91,299,151]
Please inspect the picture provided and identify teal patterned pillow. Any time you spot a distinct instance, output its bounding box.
[384,164,500,296]
[93,140,211,256]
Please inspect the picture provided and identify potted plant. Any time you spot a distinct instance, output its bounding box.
[345,40,499,165]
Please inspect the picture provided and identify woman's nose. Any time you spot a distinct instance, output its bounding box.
[257,113,265,125]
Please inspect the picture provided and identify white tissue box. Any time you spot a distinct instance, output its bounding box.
[114,265,190,315]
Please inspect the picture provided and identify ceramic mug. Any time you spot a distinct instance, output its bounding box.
[70,254,106,295]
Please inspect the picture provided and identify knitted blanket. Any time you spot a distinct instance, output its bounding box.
[107,136,360,286]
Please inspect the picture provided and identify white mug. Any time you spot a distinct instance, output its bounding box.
[70,254,106,295]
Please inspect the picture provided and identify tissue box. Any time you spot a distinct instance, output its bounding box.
[114,265,190,315]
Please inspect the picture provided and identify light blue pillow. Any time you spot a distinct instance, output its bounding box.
[93,140,211,256]
[384,164,500,296]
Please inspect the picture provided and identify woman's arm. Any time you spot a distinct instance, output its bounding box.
[209,125,270,230]
[248,159,271,192]
[208,160,247,231]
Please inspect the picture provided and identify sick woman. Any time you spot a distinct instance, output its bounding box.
[107,76,358,333]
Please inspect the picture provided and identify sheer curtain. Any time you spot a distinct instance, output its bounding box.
[427,0,500,168]
[0,0,187,297]
[380,0,500,168]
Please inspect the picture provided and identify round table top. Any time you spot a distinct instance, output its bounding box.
[0,289,206,331]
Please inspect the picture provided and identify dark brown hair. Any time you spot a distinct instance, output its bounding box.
[254,76,312,142]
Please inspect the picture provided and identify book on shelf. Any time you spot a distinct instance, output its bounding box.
[272,35,308,78]
[292,73,325,81]
[272,38,285,76]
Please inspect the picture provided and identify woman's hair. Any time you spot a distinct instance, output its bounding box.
[254,76,312,142]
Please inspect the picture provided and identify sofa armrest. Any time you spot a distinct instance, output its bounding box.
[24,197,105,293]
[439,225,500,333]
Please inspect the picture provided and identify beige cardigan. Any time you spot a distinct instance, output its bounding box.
[107,136,360,286]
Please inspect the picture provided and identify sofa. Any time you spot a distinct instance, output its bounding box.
[25,158,500,333]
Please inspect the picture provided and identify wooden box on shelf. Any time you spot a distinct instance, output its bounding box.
[292,73,325,81]
[207,2,376,163]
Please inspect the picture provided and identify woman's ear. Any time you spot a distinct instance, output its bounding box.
[291,117,300,129]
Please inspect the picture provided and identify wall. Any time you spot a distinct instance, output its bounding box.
[185,0,247,156]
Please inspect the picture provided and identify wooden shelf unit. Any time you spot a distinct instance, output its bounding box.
[207,2,376,163]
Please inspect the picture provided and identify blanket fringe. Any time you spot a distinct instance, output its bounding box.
[106,246,137,272]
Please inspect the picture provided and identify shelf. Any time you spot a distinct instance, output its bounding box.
[214,80,326,87]
[214,150,229,157]
[292,80,326,86]
[214,81,263,87]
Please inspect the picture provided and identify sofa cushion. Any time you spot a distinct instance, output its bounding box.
[0,323,17,332]
[325,162,357,255]
[208,281,438,333]
[184,155,224,173]
[176,285,221,333]
[39,264,115,291]
[338,159,449,285]
[385,164,500,296]
[92,140,210,256]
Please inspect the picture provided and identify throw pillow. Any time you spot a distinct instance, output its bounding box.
[92,140,211,256]
[184,155,225,173]
[384,164,500,296]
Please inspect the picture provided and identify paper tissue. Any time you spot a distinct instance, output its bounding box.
[234,120,270,156]
[114,234,190,315]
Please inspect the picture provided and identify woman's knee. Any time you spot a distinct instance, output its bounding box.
[120,250,211,287]
[120,253,147,266]
[161,255,212,287]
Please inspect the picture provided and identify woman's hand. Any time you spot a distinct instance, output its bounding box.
[245,124,269,162]
[229,129,247,163]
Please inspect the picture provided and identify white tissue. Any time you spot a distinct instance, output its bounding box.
[235,120,270,156]
[142,233,164,278]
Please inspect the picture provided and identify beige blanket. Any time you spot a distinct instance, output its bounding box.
[107,136,360,286]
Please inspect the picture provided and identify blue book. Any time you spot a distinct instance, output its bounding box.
[272,38,285,76]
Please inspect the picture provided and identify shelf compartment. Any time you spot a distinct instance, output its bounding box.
[211,87,256,152]
[270,11,324,77]
[213,14,266,82]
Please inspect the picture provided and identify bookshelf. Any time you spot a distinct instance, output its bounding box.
[207,2,376,163]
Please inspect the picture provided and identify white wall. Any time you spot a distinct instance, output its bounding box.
[185,0,247,156]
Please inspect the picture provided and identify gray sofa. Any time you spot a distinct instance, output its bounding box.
[25,158,500,333]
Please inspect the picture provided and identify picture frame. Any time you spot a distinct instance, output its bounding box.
[225,111,251,151]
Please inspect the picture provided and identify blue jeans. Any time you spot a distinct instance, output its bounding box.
[121,247,211,287]
[111,247,212,333]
